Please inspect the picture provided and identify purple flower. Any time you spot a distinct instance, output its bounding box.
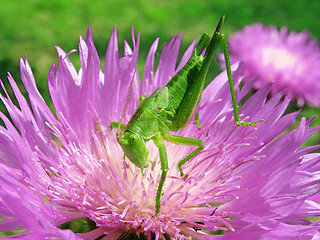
[0,26,320,239]
[226,24,320,106]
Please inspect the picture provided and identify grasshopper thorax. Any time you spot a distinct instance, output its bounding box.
[117,130,150,170]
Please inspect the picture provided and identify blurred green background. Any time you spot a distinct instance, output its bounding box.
[0,0,320,237]
[0,0,319,147]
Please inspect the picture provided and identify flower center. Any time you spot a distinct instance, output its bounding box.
[261,46,298,71]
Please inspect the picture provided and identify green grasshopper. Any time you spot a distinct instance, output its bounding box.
[110,16,264,215]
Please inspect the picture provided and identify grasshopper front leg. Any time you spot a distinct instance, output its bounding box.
[152,132,203,215]
[194,112,203,129]
[152,136,169,215]
[164,134,204,177]
[110,121,126,131]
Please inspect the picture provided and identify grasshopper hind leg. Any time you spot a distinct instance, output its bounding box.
[219,32,265,127]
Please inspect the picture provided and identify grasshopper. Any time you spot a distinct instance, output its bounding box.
[110,16,264,215]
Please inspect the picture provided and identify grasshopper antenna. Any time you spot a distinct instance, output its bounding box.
[118,68,137,135]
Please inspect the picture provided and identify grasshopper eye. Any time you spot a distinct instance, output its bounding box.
[129,134,137,144]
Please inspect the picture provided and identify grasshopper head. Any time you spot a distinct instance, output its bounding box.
[117,130,149,170]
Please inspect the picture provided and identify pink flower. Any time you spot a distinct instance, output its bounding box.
[0,27,320,239]
[226,24,320,106]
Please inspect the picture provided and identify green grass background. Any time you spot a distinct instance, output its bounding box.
[0,0,320,237]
